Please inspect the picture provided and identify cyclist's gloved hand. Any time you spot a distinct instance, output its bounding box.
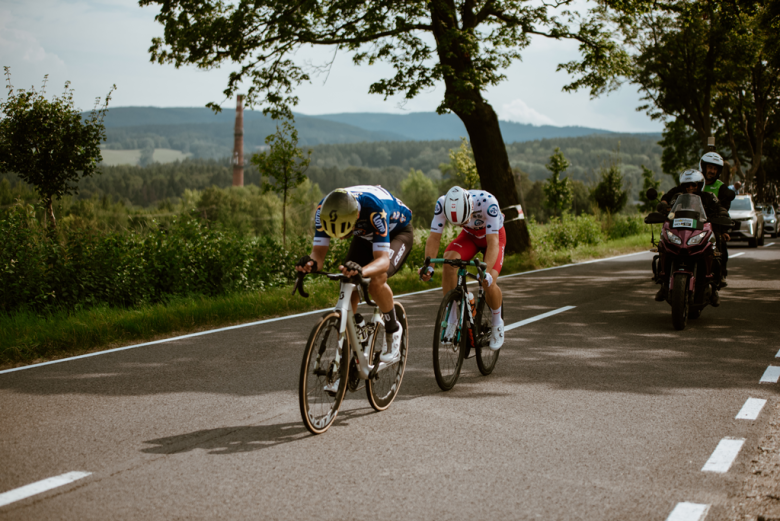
[296,255,318,273]
[418,265,434,281]
[479,272,494,288]
[342,260,363,284]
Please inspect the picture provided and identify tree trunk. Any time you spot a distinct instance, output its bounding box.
[429,0,531,255]
[45,196,56,230]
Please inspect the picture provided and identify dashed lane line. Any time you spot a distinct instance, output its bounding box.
[760,366,780,383]
[736,398,767,420]
[0,472,91,508]
[504,306,576,332]
[666,502,710,521]
[701,437,745,473]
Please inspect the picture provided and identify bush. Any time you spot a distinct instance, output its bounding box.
[529,213,605,251]
[607,214,646,240]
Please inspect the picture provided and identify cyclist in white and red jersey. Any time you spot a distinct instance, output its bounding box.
[419,186,506,349]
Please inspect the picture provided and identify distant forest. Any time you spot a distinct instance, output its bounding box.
[2,134,673,217]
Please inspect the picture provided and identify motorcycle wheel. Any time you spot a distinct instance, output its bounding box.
[671,275,689,331]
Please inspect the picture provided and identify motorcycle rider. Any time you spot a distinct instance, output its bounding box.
[655,169,725,305]
[699,152,735,286]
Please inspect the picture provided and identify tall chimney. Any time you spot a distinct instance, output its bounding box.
[232,94,244,186]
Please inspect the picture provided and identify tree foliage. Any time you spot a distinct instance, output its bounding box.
[593,158,628,214]
[250,120,311,247]
[638,165,662,213]
[140,0,637,254]
[0,68,114,228]
[400,169,439,229]
[543,147,573,217]
[439,137,479,190]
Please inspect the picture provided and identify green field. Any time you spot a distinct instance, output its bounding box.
[100,148,192,166]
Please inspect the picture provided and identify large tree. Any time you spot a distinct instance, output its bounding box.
[0,68,114,228]
[140,0,632,253]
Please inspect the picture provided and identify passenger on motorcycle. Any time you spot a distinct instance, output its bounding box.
[655,169,725,305]
[699,152,736,285]
[295,186,414,364]
[419,186,506,350]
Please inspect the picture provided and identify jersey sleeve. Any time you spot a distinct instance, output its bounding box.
[312,200,331,247]
[430,196,447,234]
[482,193,503,235]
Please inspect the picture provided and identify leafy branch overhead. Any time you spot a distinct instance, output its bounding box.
[140,0,635,117]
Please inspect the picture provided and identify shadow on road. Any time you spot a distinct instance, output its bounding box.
[141,408,375,455]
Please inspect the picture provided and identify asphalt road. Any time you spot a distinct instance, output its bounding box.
[1,242,779,521]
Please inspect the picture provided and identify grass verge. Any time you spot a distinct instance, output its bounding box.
[1,232,654,370]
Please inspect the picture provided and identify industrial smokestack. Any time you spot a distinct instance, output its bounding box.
[232,95,244,186]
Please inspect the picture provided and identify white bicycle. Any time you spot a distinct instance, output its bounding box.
[293,271,409,435]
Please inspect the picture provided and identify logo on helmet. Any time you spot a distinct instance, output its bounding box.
[329,209,338,221]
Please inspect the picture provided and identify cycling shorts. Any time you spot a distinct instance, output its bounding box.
[445,226,506,274]
[344,225,414,278]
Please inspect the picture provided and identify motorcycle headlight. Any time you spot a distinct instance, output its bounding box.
[687,231,708,245]
[666,229,682,245]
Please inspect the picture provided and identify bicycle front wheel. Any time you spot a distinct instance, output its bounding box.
[299,312,349,435]
[432,288,466,391]
[475,300,500,376]
[366,302,409,411]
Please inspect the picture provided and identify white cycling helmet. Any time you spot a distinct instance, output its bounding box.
[444,186,473,225]
[699,152,724,178]
[679,169,705,191]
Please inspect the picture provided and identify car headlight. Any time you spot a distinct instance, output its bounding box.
[666,230,682,245]
[769,218,776,224]
[688,232,708,245]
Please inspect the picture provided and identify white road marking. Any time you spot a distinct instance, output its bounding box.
[666,502,710,521]
[735,398,767,420]
[730,252,745,258]
[1,251,647,375]
[701,437,745,473]
[760,366,780,383]
[0,472,91,508]
[764,242,775,247]
[504,306,576,332]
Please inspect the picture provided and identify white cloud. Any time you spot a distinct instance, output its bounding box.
[500,99,557,126]
[0,9,66,70]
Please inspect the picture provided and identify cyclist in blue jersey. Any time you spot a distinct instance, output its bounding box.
[295,186,414,364]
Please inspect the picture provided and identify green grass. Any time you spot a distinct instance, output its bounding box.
[0,231,654,370]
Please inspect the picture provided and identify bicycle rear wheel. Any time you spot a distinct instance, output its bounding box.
[299,312,349,435]
[475,300,500,376]
[366,302,409,411]
[432,288,466,391]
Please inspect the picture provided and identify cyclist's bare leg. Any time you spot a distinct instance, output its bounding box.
[483,268,502,310]
[442,250,461,295]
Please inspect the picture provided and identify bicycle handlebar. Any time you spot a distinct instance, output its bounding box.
[292,271,376,306]
[423,256,488,282]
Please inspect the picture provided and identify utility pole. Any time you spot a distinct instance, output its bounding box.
[232,94,244,186]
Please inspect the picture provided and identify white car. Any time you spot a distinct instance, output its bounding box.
[729,194,765,247]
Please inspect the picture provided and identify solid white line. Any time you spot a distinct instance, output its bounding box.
[760,366,780,383]
[666,502,710,521]
[504,306,576,332]
[701,437,745,473]
[730,252,745,258]
[736,398,767,420]
[1,250,648,375]
[0,472,91,508]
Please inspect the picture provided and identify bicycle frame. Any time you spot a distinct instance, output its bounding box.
[426,257,487,339]
[333,280,392,380]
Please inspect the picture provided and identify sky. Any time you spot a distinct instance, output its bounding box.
[0,0,663,133]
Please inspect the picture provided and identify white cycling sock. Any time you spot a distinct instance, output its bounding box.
[447,304,458,324]
[492,306,502,326]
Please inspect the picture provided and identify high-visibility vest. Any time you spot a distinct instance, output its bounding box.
[703,179,723,196]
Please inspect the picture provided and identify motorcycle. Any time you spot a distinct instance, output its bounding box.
[644,188,733,331]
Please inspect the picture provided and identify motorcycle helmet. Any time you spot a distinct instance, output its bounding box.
[699,152,724,180]
[320,189,359,239]
[444,186,473,225]
[679,169,705,192]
